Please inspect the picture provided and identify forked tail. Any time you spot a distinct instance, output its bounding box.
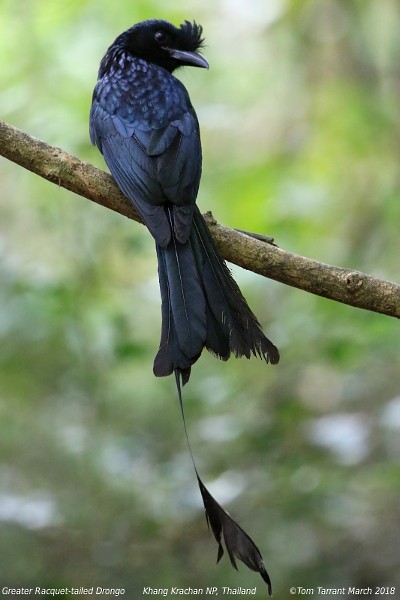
[153,208,276,592]
[153,206,279,383]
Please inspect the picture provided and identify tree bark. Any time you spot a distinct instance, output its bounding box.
[1,119,399,319]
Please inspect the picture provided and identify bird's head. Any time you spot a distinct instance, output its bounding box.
[115,19,208,73]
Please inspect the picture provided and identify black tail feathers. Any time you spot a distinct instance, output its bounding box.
[153,206,279,383]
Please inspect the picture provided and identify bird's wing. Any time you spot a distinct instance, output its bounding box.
[147,111,202,243]
[90,100,171,246]
[90,100,201,246]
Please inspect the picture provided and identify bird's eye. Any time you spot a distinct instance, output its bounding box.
[154,31,168,45]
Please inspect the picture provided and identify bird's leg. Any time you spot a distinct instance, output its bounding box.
[235,229,277,247]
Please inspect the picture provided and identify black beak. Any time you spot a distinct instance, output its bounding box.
[167,48,209,69]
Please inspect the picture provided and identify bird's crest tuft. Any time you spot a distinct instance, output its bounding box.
[178,20,205,52]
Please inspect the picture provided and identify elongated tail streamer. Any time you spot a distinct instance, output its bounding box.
[174,370,272,596]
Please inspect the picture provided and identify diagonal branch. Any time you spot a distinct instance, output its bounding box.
[1,119,399,319]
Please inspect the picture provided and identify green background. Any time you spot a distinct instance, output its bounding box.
[0,0,399,596]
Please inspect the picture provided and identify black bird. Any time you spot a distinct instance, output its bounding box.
[90,19,278,594]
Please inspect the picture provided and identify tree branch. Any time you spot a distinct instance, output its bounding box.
[1,119,399,319]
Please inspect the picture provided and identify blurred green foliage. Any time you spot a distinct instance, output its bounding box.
[0,0,399,596]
